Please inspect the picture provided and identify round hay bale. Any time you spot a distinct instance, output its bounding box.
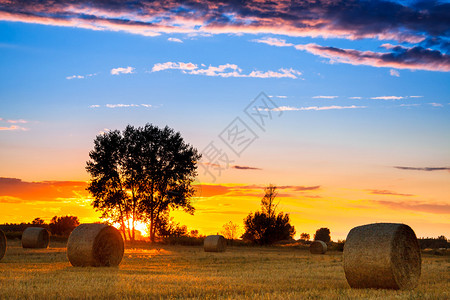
[204,235,226,252]
[67,223,124,267]
[310,240,327,254]
[343,223,421,290]
[22,227,50,249]
[0,230,6,261]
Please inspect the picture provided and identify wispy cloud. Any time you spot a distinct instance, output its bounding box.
[90,104,155,109]
[394,166,450,172]
[111,66,134,75]
[269,95,287,99]
[409,96,423,98]
[252,37,293,47]
[371,96,404,100]
[168,37,183,43]
[349,97,362,99]
[312,96,338,99]
[0,118,29,131]
[367,189,414,197]
[390,69,400,77]
[152,62,302,79]
[372,200,450,215]
[268,105,366,112]
[231,165,262,171]
[429,102,444,107]
[66,73,96,80]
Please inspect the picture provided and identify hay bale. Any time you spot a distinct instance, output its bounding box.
[204,235,226,252]
[343,223,421,290]
[22,227,50,249]
[0,230,6,261]
[67,223,124,267]
[310,240,327,254]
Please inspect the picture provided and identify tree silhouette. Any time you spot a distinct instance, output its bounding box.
[221,221,240,241]
[32,218,46,226]
[242,185,295,245]
[86,124,200,242]
[314,227,331,243]
[49,216,80,237]
[300,233,310,241]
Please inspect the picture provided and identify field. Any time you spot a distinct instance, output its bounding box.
[0,240,448,299]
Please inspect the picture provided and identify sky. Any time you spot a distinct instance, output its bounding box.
[0,0,449,240]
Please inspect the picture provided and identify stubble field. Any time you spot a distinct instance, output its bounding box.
[0,240,448,299]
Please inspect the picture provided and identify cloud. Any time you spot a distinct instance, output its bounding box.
[168,37,183,43]
[394,166,450,172]
[312,96,338,99]
[409,96,423,98]
[66,75,84,80]
[152,62,198,72]
[0,118,28,131]
[90,104,154,109]
[252,37,293,47]
[429,102,444,107]
[269,95,287,99]
[371,96,404,100]
[66,73,96,80]
[111,66,134,75]
[0,177,88,202]
[390,69,400,77]
[270,105,366,111]
[1,0,448,45]
[295,43,450,72]
[349,97,362,99]
[231,165,262,170]
[367,189,414,197]
[372,200,450,215]
[152,62,302,79]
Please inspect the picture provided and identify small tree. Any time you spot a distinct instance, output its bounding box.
[49,216,80,237]
[221,221,240,241]
[300,233,310,241]
[32,218,46,226]
[314,227,331,243]
[242,185,295,245]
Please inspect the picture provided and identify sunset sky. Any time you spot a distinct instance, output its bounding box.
[0,0,449,240]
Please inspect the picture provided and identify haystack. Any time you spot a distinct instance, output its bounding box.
[67,223,124,267]
[22,227,50,249]
[0,230,6,261]
[343,223,421,290]
[204,235,226,252]
[310,240,327,254]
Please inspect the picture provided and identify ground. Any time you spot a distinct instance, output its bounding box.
[0,240,448,299]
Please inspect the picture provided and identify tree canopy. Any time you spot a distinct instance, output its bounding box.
[241,185,295,245]
[86,124,201,242]
[314,227,331,243]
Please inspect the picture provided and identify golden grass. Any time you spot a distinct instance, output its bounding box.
[0,240,448,299]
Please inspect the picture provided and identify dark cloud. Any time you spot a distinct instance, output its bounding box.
[368,189,414,197]
[394,166,450,171]
[231,165,262,170]
[0,0,448,46]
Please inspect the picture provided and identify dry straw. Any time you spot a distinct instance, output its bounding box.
[343,223,421,290]
[204,235,226,252]
[67,223,124,267]
[22,227,50,249]
[310,240,327,254]
[0,230,6,261]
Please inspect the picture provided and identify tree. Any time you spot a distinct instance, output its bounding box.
[155,212,188,239]
[86,124,201,242]
[32,218,46,226]
[300,233,310,241]
[314,227,331,243]
[242,185,295,245]
[221,221,240,240]
[49,216,80,237]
